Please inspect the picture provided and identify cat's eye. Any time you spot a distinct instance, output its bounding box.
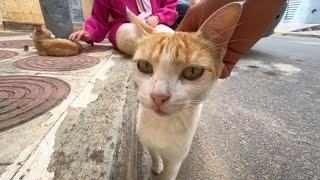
[137,61,153,74]
[182,67,204,80]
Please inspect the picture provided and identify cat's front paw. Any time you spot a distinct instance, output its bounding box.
[151,162,163,175]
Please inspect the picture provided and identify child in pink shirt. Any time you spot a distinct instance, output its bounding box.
[70,0,178,55]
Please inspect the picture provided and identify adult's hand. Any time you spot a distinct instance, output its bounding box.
[177,0,286,78]
[69,29,92,42]
[146,15,160,28]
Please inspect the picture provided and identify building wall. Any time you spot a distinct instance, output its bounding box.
[81,0,93,19]
[284,0,320,24]
[295,0,320,24]
[0,0,92,30]
[0,0,44,26]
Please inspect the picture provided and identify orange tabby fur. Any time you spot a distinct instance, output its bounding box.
[32,25,82,56]
[133,32,223,78]
[128,3,242,179]
[127,8,227,79]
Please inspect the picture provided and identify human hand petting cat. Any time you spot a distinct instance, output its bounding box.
[177,0,287,79]
[69,29,92,42]
[146,15,160,28]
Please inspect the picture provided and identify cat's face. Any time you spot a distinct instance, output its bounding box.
[133,32,222,116]
[129,3,242,116]
[32,25,52,40]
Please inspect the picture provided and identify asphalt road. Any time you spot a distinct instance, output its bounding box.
[176,35,320,179]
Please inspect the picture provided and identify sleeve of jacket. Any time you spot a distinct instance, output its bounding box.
[154,0,178,26]
[84,0,111,42]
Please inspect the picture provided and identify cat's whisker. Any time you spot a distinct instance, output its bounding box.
[178,111,189,129]
[217,38,250,45]
[126,89,139,93]
[178,109,194,131]
[125,102,139,111]
[179,115,188,129]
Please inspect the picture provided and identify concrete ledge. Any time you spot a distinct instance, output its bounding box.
[275,32,320,39]
[0,55,137,180]
[45,56,137,179]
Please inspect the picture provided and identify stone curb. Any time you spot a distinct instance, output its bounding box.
[47,56,137,180]
[0,55,138,180]
[274,32,320,39]
[0,55,137,180]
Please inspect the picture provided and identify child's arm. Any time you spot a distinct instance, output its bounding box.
[84,0,111,42]
[153,0,178,26]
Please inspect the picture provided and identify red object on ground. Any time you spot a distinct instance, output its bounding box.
[14,55,100,71]
[0,50,18,60]
[0,75,70,131]
[0,40,34,49]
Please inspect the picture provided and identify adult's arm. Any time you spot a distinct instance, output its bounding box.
[84,0,111,42]
[177,0,287,78]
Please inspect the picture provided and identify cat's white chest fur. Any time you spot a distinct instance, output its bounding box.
[137,104,202,179]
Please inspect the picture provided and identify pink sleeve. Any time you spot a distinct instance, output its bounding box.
[154,0,178,26]
[84,0,111,42]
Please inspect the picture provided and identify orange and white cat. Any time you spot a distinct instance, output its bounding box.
[129,2,242,180]
[32,25,82,56]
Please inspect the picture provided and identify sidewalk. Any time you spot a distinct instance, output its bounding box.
[275,23,320,38]
[0,31,137,179]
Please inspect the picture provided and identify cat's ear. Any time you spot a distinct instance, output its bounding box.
[33,25,43,32]
[197,2,242,58]
[40,24,46,30]
[126,8,154,37]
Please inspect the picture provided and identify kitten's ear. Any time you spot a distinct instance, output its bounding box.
[126,8,154,36]
[40,24,46,30]
[197,2,242,58]
[33,25,43,32]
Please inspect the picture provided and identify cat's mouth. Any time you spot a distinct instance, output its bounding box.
[154,107,167,116]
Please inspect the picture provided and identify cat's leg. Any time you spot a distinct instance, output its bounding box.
[154,158,182,180]
[147,149,163,175]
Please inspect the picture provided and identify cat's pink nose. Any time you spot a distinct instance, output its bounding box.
[151,93,171,106]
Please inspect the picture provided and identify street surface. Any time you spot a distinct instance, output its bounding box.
[177,35,320,179]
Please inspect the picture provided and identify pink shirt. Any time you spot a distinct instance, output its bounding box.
[84,0,178,49]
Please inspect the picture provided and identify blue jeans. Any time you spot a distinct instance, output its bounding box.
[173,0,190,29]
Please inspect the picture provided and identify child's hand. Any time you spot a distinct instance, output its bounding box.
[146,16,160,28]
[69,30,92,42]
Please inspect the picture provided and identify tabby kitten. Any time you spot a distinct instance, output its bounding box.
[32,25,81,56]
[129,2,242,180]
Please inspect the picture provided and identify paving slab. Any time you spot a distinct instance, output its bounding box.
[0,31,137,179]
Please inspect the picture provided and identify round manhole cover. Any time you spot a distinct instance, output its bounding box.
[0,40,34,49]
[0,75,70,131]
[0,50,18,60]
[14,55,100,71]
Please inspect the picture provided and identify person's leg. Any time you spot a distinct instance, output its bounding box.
[154,24,174,33]
[116,23,139,56]
[116,23,173,56]
[177,0,287,78]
